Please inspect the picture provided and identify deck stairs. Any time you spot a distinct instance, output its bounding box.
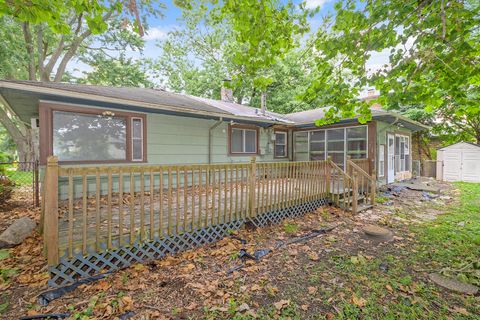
[328,159,377,214]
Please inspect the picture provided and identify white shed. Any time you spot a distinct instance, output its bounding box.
[437,142,480,182]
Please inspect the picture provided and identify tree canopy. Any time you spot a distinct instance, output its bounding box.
[304,0,480,142]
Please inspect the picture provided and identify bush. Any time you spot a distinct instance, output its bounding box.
[0,166,14,201]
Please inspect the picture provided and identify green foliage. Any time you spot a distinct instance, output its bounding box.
[283,222,298,234]
[0,250,9,260]
[174,0,311,94]
[306,0,480,139]
[155,5,314,113]
[0,0,114,34]
[77,53,155,87]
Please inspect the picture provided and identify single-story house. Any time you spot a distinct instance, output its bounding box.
[0,80,428,185]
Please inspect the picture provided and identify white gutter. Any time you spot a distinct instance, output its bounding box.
[208,118,223,164]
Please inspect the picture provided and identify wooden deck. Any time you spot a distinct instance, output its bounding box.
[57,177,329,257]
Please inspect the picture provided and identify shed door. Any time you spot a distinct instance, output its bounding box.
[461,151,480,182]
[443,150,462,182]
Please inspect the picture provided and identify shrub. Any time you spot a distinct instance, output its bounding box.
[0,167,14,201]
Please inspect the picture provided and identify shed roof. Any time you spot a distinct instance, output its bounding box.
[437,141,480,151]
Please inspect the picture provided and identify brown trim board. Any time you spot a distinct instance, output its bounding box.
[39,102,147,165]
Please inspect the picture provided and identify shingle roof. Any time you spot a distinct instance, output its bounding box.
[0,80,292,123]
[0,80,428,131]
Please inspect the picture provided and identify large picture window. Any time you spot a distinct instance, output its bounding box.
[41,103,146,164]
[53,111,127,161]
[294,125,368,167]
[229,126,258,155]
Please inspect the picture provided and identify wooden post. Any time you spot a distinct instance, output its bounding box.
[351,172,358,215]
[248,157,257,217]
[371,169,377,205]
[325,156,331,195]
[44,156,59,266]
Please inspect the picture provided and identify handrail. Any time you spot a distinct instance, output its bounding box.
[327,159,356,214]
[347,160,375,182]
[346,159,376,206]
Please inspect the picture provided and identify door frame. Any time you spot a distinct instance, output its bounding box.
[387,133,395,183]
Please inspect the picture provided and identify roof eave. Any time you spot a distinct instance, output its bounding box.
[0,81,284,125]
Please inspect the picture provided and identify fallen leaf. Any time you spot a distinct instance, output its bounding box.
[308,252,319,261]
[307,286,317,295]
[351,294,367,308]
[273,299,290,310]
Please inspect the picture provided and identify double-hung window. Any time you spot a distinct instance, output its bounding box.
[274,131,288,158]
[378,144,385,177]
[394,135,410,173]
[43,103,146,163]
[131,118,144,161]
[230,126,258,155]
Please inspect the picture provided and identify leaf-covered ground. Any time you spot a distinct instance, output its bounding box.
[1,180,479,319]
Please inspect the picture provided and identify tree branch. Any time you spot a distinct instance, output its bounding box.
[22,22,36,81]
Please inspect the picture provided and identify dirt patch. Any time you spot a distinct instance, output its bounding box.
[1,180,477,319]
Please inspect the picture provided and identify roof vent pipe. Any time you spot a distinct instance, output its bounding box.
[220,79,234,103]
[260,92,267,115]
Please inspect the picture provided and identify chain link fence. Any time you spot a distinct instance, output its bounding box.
[0,161,39,208]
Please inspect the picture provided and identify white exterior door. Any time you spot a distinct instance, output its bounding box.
[387,134,395,183]
[460,151,480,182]
[443,151,462,181]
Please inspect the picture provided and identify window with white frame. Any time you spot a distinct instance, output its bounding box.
[230,127,258,154]
[295,126,368,167]
[274,131,287,158]
[378,144,385,177]
[394,135,410,173]
[309,130,325,161]
[346,126,368,159]
[132,118,144,161]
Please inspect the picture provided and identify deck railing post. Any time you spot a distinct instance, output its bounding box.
[371,169,376,205]
[248,157,257,217]
[44,156,59,266]
[351,171,358,214]
[326,156,331,196]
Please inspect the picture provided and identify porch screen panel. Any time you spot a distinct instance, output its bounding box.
[293,132,309,161]
[327,128,345,168]
[53,111,127,161]
[346,126,367,159]
[309,130,325,160]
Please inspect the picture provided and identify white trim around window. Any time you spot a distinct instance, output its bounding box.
[274,131,288,158]
[131,117,144,161]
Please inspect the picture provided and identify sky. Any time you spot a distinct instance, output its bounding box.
[70,0,389,91]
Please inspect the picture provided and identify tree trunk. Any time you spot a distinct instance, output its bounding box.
[0,105,36,171]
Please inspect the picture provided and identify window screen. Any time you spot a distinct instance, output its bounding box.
[378,144,385,177]
[53,111,127,161]
[274,132,287,157]
[309,130,325,160]
[346,126,367,159]
[132,118,143,161]
[230,128,257,154]
[327,128,345,168]
[293,132,309,161]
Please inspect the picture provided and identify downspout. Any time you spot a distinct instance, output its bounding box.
[208,117,223,164]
